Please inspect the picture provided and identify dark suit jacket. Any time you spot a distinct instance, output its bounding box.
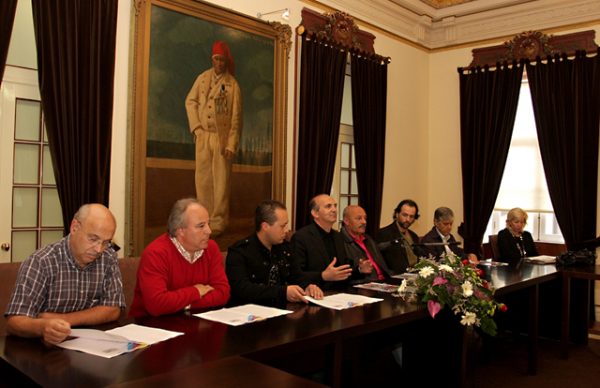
[226,235,309,307]
[340,227,393,281]
[375,222,424,274]
[497,228,539,266]
[420,227,467,259]
[291,222,352,289]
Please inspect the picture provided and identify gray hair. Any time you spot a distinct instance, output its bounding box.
[167,198,201,237]
[434,207,454,222]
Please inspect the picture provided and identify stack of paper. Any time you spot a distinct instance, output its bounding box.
[57,324,183,358]
[353,282,399,293]
[195,304,292,326]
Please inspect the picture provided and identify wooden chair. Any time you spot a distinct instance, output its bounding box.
[488,234,500,260]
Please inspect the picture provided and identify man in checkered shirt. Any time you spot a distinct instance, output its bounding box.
[5,204,125,344]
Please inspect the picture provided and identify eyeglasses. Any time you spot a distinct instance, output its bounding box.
[86,235,113,250]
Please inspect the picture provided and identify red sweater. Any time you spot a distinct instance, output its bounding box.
[129,234,230,317]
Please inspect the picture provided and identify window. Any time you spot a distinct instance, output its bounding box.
[11,98,63,262]
[484,80,564,243]
[331,67,358,228]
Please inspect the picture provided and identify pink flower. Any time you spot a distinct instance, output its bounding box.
[428,300,441,318]
[432,276,448,287]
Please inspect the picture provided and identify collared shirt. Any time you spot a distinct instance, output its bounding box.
[5,236,125,318]
[436,228,454,256]
[350,232,384,280]
[396,222,418,266]
[170,236,204,264]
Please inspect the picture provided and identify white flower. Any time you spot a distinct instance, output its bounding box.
[462,280,473,297]
[419,266,435,278]
[439,264,453,272]
[460,311,477,326]
[398,279,408,293]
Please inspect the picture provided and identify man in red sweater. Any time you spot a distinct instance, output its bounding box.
[129,198,230,317]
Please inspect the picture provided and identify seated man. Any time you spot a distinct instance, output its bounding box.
[226,200,323,307]
[420,207,478,263]
[5,204,125,345]
[375,199,424,274]
[291,194,354,289]
[341,205,392,281]
[129,198,230,317]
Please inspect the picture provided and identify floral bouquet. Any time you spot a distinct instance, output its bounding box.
[397,253,507,336]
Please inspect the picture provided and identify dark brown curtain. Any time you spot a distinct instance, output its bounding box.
[295,35,346,229]
[32,0,118,233]
[526,51,600,250]
[350,54,387,236]
[458,62,523,256]
[0,0,18,86]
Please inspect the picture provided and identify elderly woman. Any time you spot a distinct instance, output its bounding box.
[497,208,539,265]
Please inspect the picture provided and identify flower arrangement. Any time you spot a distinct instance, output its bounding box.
[397,253,507,336]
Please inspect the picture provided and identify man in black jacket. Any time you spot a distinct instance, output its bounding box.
[226,200,323,307]
[291,194,356,290]
[341,205,392,281]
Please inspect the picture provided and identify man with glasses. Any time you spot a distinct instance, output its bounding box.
[375,199,424,274]
[5,204,125,345]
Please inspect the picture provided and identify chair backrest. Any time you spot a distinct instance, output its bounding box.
[488,235,500,260]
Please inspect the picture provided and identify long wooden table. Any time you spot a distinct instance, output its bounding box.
[0,263,561,387]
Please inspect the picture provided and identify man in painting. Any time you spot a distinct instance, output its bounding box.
[185,40,242,236]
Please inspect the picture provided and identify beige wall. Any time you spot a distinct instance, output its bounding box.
[6,0,600,249]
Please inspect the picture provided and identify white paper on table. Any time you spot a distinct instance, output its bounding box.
[305,293,384,310]
[525,255,556,264]
[56,325,183,359]
[106,324,183,345]
[195,304,292,326]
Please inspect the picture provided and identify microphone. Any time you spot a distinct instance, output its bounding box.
[377,238,402,251]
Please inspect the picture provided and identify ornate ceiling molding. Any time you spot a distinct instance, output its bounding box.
[313,0,600,49]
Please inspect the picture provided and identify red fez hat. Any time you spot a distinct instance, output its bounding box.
[212,40,235,76]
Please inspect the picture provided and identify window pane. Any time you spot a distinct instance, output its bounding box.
[340,75,353,125]
[41,230,63,248]
[340,196,349,216]
[13,143,39,184]
[14,99,41,141]
[42,145,56,185]
[350,171,358,195]
[41,188,62,227]
[341,143,350,168]
[350,196,359,205]
[350,145,355,169]
[11,231,37,262]
[340,170,349,195]
[13,188,38,227]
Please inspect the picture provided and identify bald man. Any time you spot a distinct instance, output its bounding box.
[341,205,393,281]
[5,204,125,345]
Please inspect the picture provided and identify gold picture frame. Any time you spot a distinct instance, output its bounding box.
[129,0,290,255]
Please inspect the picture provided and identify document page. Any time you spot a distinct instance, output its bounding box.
[195,304,293,326]
[305,293,383,310]
[57,325,183,359]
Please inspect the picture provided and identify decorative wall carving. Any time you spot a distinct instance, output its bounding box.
[469,30,598,67]
[299,8,375,54]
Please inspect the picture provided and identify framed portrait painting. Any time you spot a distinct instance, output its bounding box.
[130,0,291,255]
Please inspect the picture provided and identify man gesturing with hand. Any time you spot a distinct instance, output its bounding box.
[291,194,357,290]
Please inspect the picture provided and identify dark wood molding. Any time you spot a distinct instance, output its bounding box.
[469,30,598,68]
[299,7,389,63]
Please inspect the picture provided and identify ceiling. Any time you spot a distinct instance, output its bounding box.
[314,0,600,49]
